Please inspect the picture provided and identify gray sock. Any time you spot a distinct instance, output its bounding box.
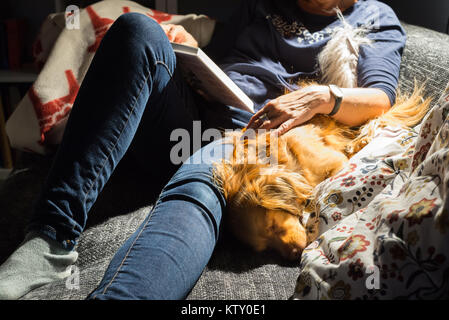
[0,231,78,300]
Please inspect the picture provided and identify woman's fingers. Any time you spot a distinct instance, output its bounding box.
[168,26,185,43]
[246,85,331,136]
[246,101,278,129]
[274,108,314,136]
[161,24,197,47]
[246,107,269,129]
[162,25,177,42]
[258,113,288,130]
[160,24,172,39]
[246,101,294,131]
[273,118,297,137]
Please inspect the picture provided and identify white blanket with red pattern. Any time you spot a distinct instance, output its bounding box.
[6,0,215,154]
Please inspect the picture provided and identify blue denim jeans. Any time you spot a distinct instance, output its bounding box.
[28,13,253,299]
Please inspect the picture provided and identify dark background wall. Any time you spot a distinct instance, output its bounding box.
[0,0,448,65]
[380,0,449,34]
[177,0,240,22]
[2,0,448,32]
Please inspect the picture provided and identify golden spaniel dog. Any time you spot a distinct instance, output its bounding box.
[213,86,431,260]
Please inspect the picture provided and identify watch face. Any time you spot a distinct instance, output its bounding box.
[330,85,343,99]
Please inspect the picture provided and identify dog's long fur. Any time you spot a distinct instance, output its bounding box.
[213,11,432,260]
[213,85,431,260]
[317,9,372,88]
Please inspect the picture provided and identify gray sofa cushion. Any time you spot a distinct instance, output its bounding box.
[398,23,449,99]
[1,22,448,300]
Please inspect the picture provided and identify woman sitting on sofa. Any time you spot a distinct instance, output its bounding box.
[0,0,405,299]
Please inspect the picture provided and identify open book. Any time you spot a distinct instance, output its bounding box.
[171,43,255,113]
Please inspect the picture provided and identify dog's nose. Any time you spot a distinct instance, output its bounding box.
[291,248,302,260]
[283,247,302,260]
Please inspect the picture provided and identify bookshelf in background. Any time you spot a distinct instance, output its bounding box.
[0,0,39,175]
[0,18,27,71]
[0,70,37,173]
[0,93,12,170]
[0,14,38,173]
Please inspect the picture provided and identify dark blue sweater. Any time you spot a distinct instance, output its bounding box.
[205,0,406,112]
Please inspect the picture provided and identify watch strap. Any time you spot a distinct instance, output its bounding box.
[328,84,343,116]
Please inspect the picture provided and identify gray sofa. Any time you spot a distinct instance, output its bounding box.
[1,22,449,300]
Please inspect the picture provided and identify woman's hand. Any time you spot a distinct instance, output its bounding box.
[161,24,198,48]
[246,85,334,136]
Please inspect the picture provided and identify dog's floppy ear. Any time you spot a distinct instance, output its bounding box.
[257,167,314,216]
[212,130,281,201]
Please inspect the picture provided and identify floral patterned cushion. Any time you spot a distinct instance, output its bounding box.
[294,82,449,300]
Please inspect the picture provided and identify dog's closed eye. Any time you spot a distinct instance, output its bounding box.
[265,209,307,260]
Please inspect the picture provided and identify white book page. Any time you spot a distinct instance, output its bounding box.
[172,43,255,113]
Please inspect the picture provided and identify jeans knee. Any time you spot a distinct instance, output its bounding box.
[106,12,175,73]
[114,12,159,32]
[110,12,167,47]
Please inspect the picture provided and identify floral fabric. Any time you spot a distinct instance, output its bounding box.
[294,82,449,300]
